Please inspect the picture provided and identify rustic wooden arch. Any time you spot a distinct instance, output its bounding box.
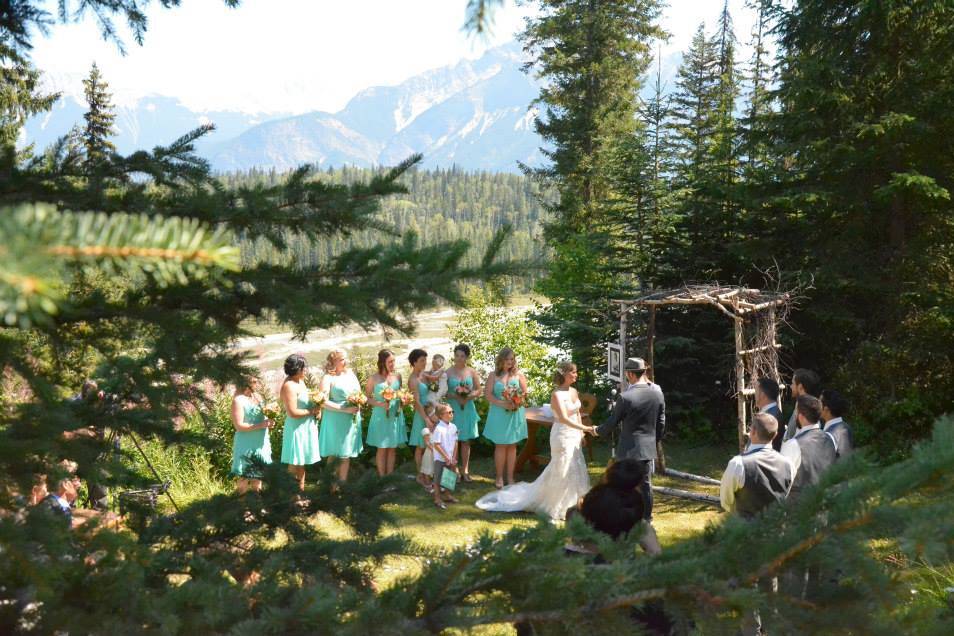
[613,285,790,453]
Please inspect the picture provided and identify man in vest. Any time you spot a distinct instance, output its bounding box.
[783,368,821,442]
[721,413,795,518]
[789,395,837,500]
[721,412,796,635]
[821,389,854,459]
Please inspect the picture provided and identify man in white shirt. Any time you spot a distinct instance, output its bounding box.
[430,403,459,510]
[721,413,795,518]
[820,389,853,458]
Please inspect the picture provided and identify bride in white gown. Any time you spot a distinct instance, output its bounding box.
[476,361,595,520]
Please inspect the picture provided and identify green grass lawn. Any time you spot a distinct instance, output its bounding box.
[368,439,732,589]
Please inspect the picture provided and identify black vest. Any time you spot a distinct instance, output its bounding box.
[734,446,794,519]
[791,427,837,498]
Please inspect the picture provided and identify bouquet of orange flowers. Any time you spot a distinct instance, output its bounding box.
[502,385,524,411]
[381,386,396,401]
[396,389,414,410]
[261,402,283,423]
[347,392,368,408]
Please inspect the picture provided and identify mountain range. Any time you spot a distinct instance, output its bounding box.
[24,42,547,174]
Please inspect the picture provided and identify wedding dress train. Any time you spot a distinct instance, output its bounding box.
[476,391,590,520]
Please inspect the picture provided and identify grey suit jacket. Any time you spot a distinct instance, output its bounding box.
[597,383,666,460]
[783,408,798,442]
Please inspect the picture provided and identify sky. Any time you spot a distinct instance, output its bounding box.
[31,0,758,115]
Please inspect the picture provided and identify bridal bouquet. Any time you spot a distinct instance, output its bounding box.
[502,385,524,411]
[346,392,368,408]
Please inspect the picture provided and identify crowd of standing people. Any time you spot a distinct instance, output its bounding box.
[229,344,544,509]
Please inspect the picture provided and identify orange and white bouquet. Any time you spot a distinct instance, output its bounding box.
[347,392,368,408]
[397,389,414,407]
[502,385,524,411]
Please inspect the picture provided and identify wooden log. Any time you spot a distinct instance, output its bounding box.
[647,305,655,379]
[652,485,721,507]
[740,343,783,355]
[663,468,721,486]
[734,300,747,453]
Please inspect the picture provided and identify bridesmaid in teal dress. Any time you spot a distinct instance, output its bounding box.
[365,349,407,476]
[318,349,364,484]
[230,378,274,494]
[407,348,435,488]
[483,346,528,488]
[447,343,482,482]
[280,354,321,491]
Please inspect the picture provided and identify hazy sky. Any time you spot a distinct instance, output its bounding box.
[31,0,757,114]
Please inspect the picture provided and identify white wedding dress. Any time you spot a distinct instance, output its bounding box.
[476,390,590,521]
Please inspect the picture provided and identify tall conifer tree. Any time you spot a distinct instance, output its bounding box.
[521,0,665,383]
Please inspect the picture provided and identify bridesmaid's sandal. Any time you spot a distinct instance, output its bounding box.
[434,501,447,510]
[495,480,504,489]
[461,474,473,483]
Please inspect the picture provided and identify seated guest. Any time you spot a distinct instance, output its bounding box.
[783,368,821,442]
[753,378,784,452]
[721,413,795,518]
[41,478,78,528]
[789,395,837,500]
[820,389,853,458]
[577,459,662,555]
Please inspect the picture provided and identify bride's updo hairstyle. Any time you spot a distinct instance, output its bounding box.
[552,360,577,386]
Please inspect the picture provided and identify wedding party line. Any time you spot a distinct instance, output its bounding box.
[226,343,854,531]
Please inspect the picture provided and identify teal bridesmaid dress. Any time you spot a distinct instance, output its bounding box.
[408,380,430,447]
[447,374,480,441]
[483,377,528,444]
[318,372,364,458]
[366,378,407,448]
[231,395,273,478]
[280,381,321,465]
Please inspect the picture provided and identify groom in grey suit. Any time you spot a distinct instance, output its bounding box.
[597,357,666,521]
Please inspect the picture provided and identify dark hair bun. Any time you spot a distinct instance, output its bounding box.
[284,354,307,377]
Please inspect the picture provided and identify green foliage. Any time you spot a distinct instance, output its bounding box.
[81,62,116,178]
[744,0,954,456]
[522,0,666,391]
[450,286,558,405]
[226,165,547,282]
[0,202,240,327]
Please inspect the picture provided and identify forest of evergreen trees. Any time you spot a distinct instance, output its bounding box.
[221,166,547,274]
[527,0,954,458]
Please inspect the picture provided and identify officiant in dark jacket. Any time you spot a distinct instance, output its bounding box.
[597,357,665,521]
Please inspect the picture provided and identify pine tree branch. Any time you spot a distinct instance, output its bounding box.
[746,512,874,585]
